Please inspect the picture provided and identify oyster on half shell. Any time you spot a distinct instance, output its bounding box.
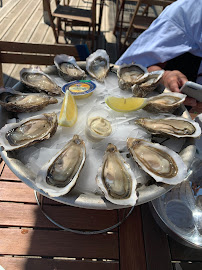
[54,54,86,81]
[35,135,86,197]
[86,49,110,82]
[131,70,164,97]
[127,138,187,185]
[143,92,186,113]
[135,116,201,138]
[117,63,148,91]
[0,113,58,151]
[0,87,58,112]
[20,68,61,95]
[96,143,138,206]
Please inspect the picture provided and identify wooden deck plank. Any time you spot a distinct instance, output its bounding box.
[0,179,63,205]
[0,228,119,259]
[29,17,51,44]
[0,0,33,40]
[141,203,173,270]
[2,0,41,41]
[0,164,21,180]
[0,181,38,202]
[119,206,147,270]
[0,201,118,230]
[0,257,119,270]
[0,0,21,24]
[169,237,202,262]
[15,4,44,42]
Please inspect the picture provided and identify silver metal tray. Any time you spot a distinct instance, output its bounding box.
[0,63,196,210]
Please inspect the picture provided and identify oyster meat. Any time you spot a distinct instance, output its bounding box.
[0,113,58,151]
[131,70,164,97]
[35,135,86,197]
[143,92,186,113]
[54,54,86,81]
[127,138,187,185]
[96,143,137,206]
[117,63,148,91]
[0,87,58,112]
[86,49,110,82]
[20,68,61,95]
[136,116,201,138]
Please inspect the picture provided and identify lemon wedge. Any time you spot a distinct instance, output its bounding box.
[105,96,147,112]
[58,90,78,127]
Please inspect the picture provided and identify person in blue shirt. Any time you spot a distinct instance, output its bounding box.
[116,0,202,106]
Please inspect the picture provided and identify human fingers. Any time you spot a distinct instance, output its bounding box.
[162,70,188,92]
[179,76,188,87]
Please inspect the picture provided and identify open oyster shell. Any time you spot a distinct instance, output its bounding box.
[96,143,138,206]
[86,49,110,82]
[117,63,148,91]
[0,113,58,151]
[143,92,186,113]
[131,70,164,97]
[0,87,58,112]
[135,116,201,138]
[127,138,187,185]
[20,67,61,96]
[54,54,86,81]
[35,135,86,197]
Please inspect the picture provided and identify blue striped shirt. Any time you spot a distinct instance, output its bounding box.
[116,0,202,83]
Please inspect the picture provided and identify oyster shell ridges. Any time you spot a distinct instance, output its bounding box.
[35,135,86,197]
[54,54,86,81]
[0,112,58,151]
[136,116,201,138]
[86,49,110,82]
[20,68,61,96]
[0,87,58,112]
[96,143,138,206]
[127,138,187,185]
[131,70,164,97]
[117,63,148,91]
[143,92,186,113]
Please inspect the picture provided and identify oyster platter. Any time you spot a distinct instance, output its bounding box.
[0,49,201,210]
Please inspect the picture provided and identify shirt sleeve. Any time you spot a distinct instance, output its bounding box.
[115,18,195,67]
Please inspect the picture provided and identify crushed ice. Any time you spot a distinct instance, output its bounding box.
[5,67,188,196]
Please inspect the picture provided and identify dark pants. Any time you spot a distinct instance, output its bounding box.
[164,52,201,82]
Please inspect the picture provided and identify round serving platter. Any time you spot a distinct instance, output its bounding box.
[0,62,196,210]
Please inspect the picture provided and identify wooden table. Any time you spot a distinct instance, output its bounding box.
[0,160,202,270]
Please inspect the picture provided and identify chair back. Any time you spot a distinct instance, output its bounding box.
[122,0,176,48]
[43,0,101,50]
[0,41,89,86]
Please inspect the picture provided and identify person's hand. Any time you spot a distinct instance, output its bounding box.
[162,71,200,107]
[161,70,188,92]
[147,66,202,108]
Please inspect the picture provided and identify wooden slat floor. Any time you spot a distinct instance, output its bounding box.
[0,1,202,269]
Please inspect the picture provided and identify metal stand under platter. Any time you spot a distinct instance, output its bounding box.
[34,191,135,235]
